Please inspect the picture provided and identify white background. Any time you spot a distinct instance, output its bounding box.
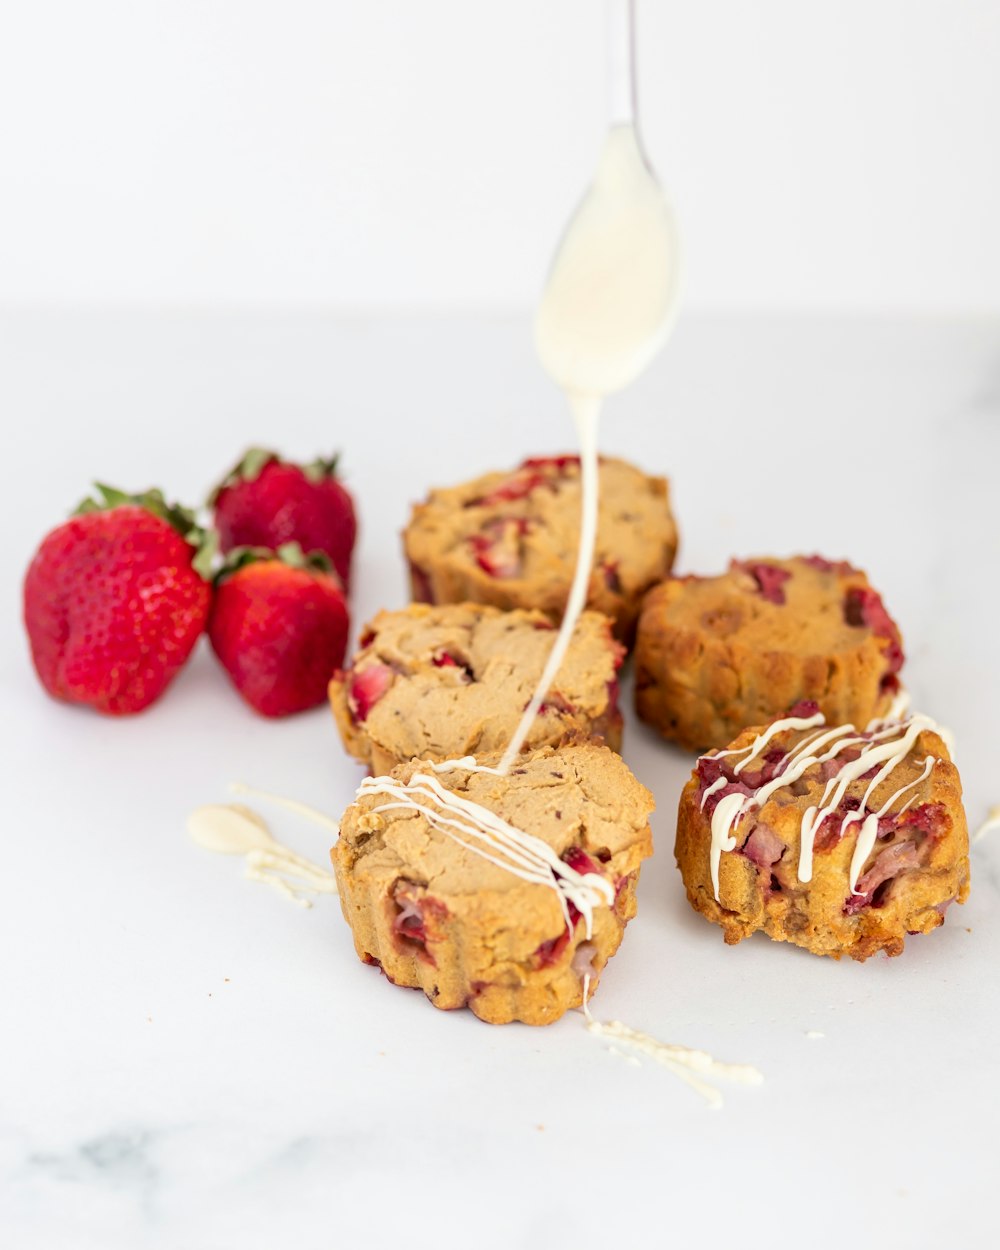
[1,0,999,312]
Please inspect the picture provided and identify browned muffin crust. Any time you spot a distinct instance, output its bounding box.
[330,602,624,773]
[636,556,904,751]
[403,454,678,643]
[332,742,655,1024]
[675,712,969,961]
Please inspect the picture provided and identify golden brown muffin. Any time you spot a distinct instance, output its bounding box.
[330,603,624,773]
[636,555,904,751]
[675,705,969,960]
[332,742,654,1024]
[402,454,678,643]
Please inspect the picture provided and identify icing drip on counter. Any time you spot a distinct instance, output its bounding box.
[580,975,763,1109]
[358,767,613,936]
[705,710,951,902]
[187,799,338,908]
[972,804,1000,845]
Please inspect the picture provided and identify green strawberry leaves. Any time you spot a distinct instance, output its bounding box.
[208,448,344,502]
[74,483,218,580]
[302,453,341,483]
[214,541,337,586]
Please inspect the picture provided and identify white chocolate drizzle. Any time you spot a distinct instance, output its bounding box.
[705,710,950,902]
[845,757,933,894]
[187,799,338,908]
[580,975,763,1109]
[429,755,504,777]
[972,804,1000,845]
[357,767,613,937]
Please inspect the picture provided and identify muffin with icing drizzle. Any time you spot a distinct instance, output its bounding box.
[332,741,654,1024]
[675,703,969,960]
[329,603,624,774]
[402,454,677,643]
[635,555,904,751]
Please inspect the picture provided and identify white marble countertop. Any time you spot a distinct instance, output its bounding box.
[2,310,998,1249]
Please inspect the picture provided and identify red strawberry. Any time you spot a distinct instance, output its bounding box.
[23,485,213,715]
[211,449,357,591]
[208,544,349,717]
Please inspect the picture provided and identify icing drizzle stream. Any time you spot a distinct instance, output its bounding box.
[704,709,950,902]
[497,393,601,773]
[358,766,613,937]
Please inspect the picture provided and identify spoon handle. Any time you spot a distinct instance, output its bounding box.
[607,0,637,126]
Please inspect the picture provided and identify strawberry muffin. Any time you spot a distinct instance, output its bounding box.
[635,556,904,751]
[403,454,678,642]
[332,741,655,1024]
[675,704,969,960]
[330,603,624,773]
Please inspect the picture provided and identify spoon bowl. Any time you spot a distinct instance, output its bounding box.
[534,122,680,398]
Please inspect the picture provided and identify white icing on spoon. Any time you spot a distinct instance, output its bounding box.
[534,126,680,398]
[498,51,679,774]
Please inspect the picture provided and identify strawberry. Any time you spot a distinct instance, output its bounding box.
[211,449,357,591]
[23,485,213,715]
[346,662,395,722]
[468,517,528,578]
[208,544,350,717]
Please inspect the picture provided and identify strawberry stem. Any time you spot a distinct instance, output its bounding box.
[207,447,278,504]
[74,483,217,581]
[214,541,336,585]
[303,453,341,483]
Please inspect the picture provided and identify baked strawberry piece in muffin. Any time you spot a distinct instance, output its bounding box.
[332,741,654,1024]
[330,603,624,773]
[403,454,678,642]
[635,555,904,751]
[675,704,969,960]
